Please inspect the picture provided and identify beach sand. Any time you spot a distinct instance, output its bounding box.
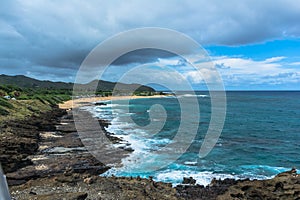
[59,95,168,109]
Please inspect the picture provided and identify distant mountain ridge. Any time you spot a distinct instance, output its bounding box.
[0,74,155,92]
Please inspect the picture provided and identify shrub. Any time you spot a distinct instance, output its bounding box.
[35,96,47,104]
[0,90,7,97]
[43,96,56,105]
[59,94,71,101]
[0,98,14,109]
[0,107,9,116]
[51,96,62,104]
[18,94,30,100]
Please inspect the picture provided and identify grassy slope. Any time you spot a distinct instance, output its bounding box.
[0,99,52,124]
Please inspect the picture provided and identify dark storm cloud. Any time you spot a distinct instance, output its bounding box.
[0,0,300,81]
[112,49,177,66]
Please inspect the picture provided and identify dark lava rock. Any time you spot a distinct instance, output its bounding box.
[182,177,196,185]
[0,106,66,173]
[31,192,88,200]
[176,178,239,200]
[217,169,300,200]
[94,102,106,106]
[10,174,179,200]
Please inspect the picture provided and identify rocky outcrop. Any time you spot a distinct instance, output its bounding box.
[176,169,300,200]
[182,177,197,185]
[10,169,299,200]
[10,174,179,200]
[0,106,66,173]
[176,178,240,200]
[217,169,300,200]
[5,109,110,186]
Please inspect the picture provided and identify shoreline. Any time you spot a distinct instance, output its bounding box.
[2,103,300,199]
[59,95,169,109]
[75,98,294,186]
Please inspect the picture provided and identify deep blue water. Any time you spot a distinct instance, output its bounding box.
[89,91,300,185]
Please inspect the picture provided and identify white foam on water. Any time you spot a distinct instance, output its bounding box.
[154,164,290,186]
[103,162,291,186]
[239,165,290,176]
[84,99,293,186]
[177,94,209,98]
[184,161,198,165]
[99,103,122,108]
[155,169,235,186]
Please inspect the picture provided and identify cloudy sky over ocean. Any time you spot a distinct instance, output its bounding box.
[1,0,300,90]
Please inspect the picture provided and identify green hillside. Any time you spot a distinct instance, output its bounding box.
[0,74,73,89]
[0,74,155,92]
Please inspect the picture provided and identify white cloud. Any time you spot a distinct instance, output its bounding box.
[212,56,300,86]
[184,70,204,83]
[289,62,300,66]
[157,58,181,66]
[115,64,191,91]
[124,54,300,88]
[263,57,286,63]
[183,66,220,84]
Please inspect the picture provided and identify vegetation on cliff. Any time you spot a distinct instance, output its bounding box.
[0,84,71,122]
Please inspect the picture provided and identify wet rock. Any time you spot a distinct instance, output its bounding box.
[182,177,196,185]
[176,178,240,200]
[94,102,106,106]
[137,176,141,181]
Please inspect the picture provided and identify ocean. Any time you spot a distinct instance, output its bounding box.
[86,91,300,186]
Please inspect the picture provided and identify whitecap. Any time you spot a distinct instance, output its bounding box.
[155,169,235,186]
[177,94,209,98]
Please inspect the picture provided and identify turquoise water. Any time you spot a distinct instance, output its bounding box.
[90,91,300,185]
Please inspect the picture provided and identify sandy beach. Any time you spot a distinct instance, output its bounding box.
[59,95,168,109]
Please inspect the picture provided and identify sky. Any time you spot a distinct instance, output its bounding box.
[0,0,300,90]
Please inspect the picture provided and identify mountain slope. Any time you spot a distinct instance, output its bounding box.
[0,75,73,89]
[0,74,155,92]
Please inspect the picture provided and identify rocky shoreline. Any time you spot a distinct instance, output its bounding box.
[1,105,299,199]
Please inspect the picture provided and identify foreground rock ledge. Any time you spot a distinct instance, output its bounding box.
[216,169,300,200]
[176,169,300,200]
[9,169,300,200]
